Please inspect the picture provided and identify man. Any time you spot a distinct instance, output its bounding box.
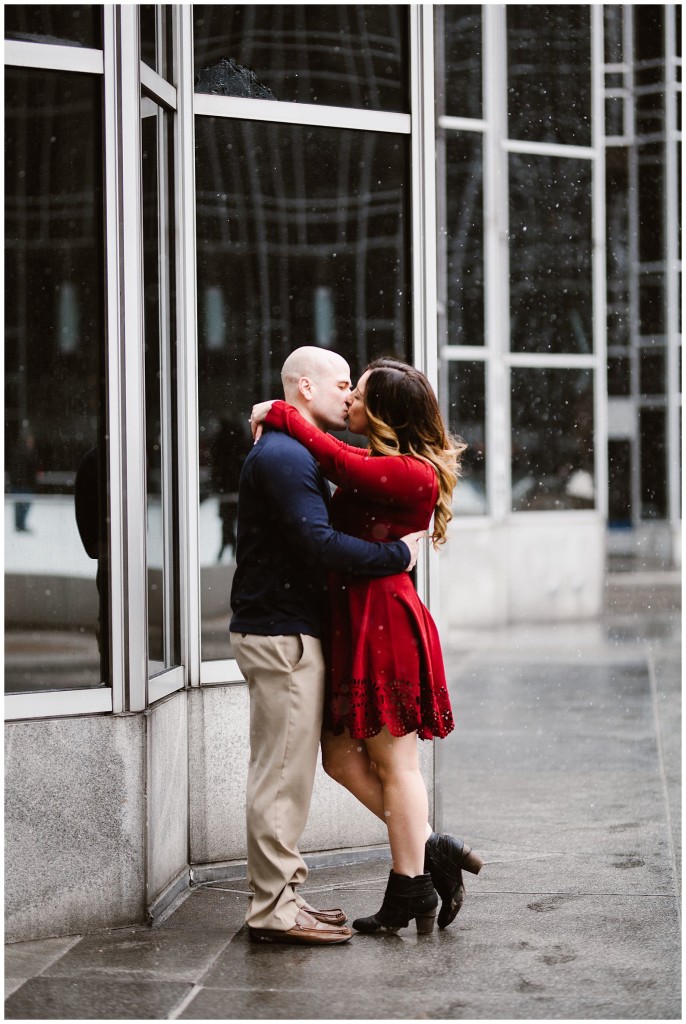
[230,347,424,946]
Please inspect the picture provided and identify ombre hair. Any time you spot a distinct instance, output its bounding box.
[361,358,466,546]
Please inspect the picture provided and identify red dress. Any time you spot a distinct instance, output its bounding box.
[264,402,455,742]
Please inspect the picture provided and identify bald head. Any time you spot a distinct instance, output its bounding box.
[280,346,352,431]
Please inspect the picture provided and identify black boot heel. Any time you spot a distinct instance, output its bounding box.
[415,909,437,934]
[425,832,484,929]
[352,870,438,935]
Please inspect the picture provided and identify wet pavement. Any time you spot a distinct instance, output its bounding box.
[5,570,681,1019]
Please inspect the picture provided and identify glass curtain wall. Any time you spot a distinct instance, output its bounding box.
[437,6,596,520]
[605,5,682,537]
[193,5,412,665]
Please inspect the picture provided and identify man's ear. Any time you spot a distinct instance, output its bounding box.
[298,376,314,402]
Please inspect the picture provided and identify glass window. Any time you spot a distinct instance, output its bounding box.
[140,5,173,83]
[444,132,484,346]
[639,274,666,336]
[639,346,666,396]
[195,117,410,660]
[4,5,102,49]
[437,5,482,120]
[605,96,624,138]
[507,6,591,148]
[193,5,409,112]
[604,6,624,65]
[638,154,665,263]
[141,101,179,677]
[5,67,106,693]
[511,368,595,512]
[607,355,631,397]
[446,361,486,516]
[509,154,593,354]
[608,439,632,527]
[639,407,667,519]
[606,150,630,348]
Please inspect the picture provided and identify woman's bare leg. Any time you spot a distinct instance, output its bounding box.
[321,729,386,820]
[322,729,433,845]
[363,728,428,878]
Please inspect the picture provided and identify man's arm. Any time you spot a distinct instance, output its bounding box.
[255,441,416,577]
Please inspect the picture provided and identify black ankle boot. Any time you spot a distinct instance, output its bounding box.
[424,832,484,929]
[352,870,438,934]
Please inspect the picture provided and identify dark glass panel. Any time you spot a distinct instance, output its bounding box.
[511,368,595,512]
[5,67,106,692]
[446,361,486,515]
[605,97,624,137]
[438,5,482,120]
[507,6,591,147]
[604,6,624,64]
[445,133,483,346]
[639,407,667,518]
[639,347,666,396]
[636,87,665,137]
[639,274,666,335]
[195,117,410,659]
[4,5,102,49]
[608,439,632,527]
[140,5,173,81]
[637,155,665,263]
[606,149,630,348]
[509,155,593,354]
[193,5,409,112]
[634,6,665,64]
[608,356,631,397]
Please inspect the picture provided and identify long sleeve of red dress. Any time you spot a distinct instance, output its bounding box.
[264,401,437,507]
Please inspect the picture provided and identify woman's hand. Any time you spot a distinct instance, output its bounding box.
[400,530,426,571]
[249,400,276,442]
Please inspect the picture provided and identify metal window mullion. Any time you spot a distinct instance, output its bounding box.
[410,5,439,614]
[175,5,202,687]
[103,4,126,714]
[4,39,104,73]
[157,104,175,670]
[118,6,149,712]
[193,93,411,134]
[483,4,510,523]
[592,5,609,522]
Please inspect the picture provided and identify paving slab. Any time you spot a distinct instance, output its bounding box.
[4,976,193,1020]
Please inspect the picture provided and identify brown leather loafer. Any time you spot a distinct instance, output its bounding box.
[300,903,348,926]
[249,922,352,945]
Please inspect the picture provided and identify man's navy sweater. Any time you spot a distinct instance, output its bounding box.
[229,430,410,638]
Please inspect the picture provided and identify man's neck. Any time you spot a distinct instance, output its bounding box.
[287,400,327,432]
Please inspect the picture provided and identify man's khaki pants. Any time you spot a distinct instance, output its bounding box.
[230,631,325,931]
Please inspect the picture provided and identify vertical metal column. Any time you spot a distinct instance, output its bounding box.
[483,5,510,524]
[592,5,609,524]
[116,6,148,711]
[174,5,202,686]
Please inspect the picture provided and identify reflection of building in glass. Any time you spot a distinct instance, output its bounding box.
[4,5,681,945]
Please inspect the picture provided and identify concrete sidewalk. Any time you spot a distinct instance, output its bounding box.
[5,573,681,1019]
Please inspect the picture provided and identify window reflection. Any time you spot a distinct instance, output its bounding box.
[4,68,106,692]
[4,5,102,49]
[193,5,409,112]
[195,117,410,660]
[437,5,482,120]
[446,361,486,516]
[443,132,484,346]
[511,368,595,512]
[507,6,591,147]
[509,154,593,354]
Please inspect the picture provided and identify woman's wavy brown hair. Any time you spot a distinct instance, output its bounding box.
[362,358,466,546]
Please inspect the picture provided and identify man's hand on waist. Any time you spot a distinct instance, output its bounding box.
[399,530,426,572]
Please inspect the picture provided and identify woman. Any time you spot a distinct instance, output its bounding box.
[251,358,483,934]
